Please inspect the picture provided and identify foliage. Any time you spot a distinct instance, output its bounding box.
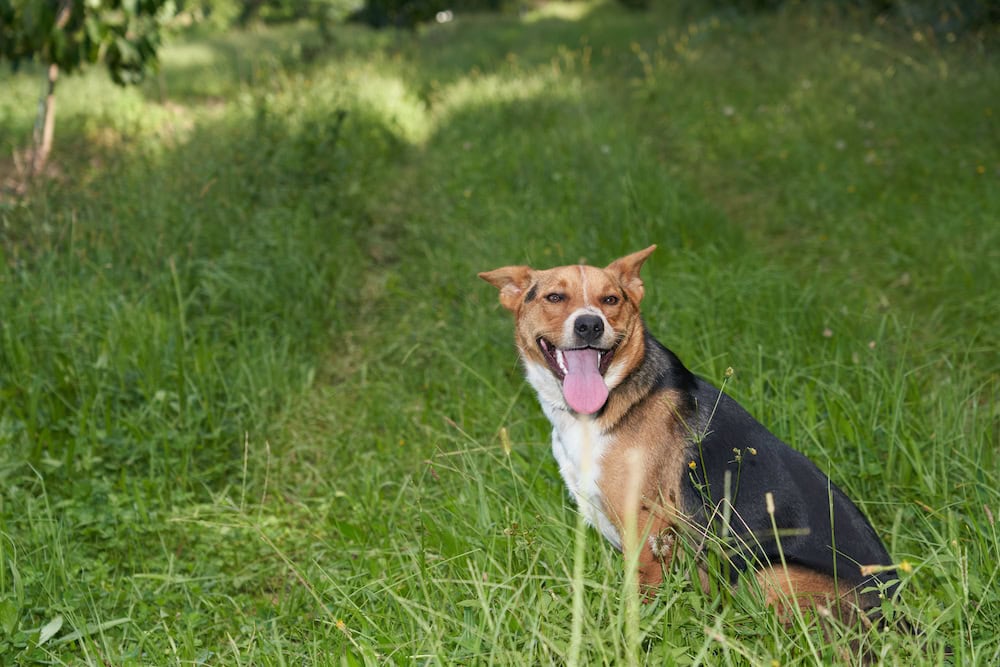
[348,0,504,28]
[616,0,650,9]
[230,0,365,25]
[0,0,174,85]
[692,0,998,35]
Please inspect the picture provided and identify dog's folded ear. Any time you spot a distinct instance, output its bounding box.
[605,245,656,304]
[479,265,533,312]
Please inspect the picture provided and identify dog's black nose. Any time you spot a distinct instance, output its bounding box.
[574,314,604,344]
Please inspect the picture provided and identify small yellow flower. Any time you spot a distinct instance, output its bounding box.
[900,560,913,573]
[724,366,734,378]
[689,460,697,470]
[336,619,347,631]
[976,165,986,175]
[748,447,757,456]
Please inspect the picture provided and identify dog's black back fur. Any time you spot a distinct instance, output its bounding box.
[634,325,897,597]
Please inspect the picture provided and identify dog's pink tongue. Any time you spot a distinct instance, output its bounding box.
[562,348,609,414]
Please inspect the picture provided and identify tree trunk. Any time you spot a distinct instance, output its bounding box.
[29,63,60,177]
[26,0,71,180]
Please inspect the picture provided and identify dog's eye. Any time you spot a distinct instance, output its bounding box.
[545,293,564,304]
[602,295,620,306]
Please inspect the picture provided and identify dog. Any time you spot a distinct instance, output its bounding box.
[479,245,898,623]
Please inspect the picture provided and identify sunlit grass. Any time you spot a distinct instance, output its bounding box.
[523,0,602,23]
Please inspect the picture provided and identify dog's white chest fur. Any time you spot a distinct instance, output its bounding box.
[527,362,622,550]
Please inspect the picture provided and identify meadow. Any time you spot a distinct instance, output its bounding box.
[0,1,997,663]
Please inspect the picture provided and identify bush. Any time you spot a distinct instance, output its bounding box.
[347,0,505,28]
[691,0,997,33]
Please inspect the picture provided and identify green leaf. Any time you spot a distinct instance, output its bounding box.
[84,15,103,43]
[114,36,139,64]
[37,615,62,646]
[54,617,130,646]
[0,599,18,636]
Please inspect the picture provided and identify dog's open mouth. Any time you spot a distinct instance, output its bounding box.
[538,338,615,415]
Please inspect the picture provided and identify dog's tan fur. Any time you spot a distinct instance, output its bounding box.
[481,247,690,589]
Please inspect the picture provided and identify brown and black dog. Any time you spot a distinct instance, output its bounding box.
[480,245,898,622]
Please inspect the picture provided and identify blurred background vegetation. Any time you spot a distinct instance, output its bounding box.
[180,0,1000,33]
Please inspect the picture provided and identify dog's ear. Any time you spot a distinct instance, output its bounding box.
[478,265,533,312]
[605,245,656,304]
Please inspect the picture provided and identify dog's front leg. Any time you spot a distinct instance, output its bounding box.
[630,515,676,597]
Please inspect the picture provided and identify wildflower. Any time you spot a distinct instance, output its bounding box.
[747,447,757,456]
[976,165,986,175]
[822,328,833,338]
[900,560,913,573]
[688,460,697,470]
[336,619,347,631]
[724,366,734,378]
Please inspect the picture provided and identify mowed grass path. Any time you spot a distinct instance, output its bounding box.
[1,2,997,664]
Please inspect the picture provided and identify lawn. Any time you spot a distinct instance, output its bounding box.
[0,1,997,664]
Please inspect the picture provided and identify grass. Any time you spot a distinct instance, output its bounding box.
[0,1,997,663]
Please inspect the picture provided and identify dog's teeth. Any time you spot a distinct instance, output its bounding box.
[556,350,568,374]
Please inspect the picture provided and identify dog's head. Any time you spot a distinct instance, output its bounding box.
[479,245,656,415]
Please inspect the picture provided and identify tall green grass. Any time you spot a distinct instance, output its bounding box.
[1,1,997,663]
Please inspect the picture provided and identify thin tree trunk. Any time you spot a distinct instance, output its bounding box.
[27,0,72,179]
[30,63,60,176]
